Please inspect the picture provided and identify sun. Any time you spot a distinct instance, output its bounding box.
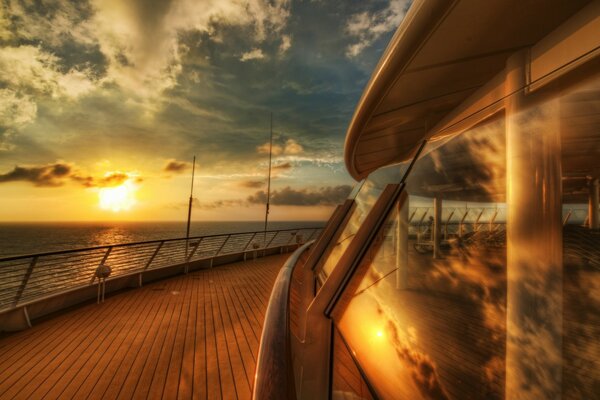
[99,180,137,212]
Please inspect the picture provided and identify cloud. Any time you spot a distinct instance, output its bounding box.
[0,162,73,187]
[0,45,98,99]
[0,162,139,188]
[164,159,191,173]
[239,179,265,188]
[191,197,245,209]
[345,0,410,57]
[257,141,283,155]
[247,184,351,206]
[0,90,37,130]
[0,4,12,41]
[283,138,303,154]
[73,171,137,188]
[256,138,303,156]
[89,0,289,95]
[240,48,265,61]
[279,34,292,54]
[3,0,291,100]
[273,162,292,171]
[0,45,99,148]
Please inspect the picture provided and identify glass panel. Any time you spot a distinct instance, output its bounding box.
[560,72,600,400]
[332,115,507,400]
[332,70,600,399]
[317,163,410,281]
[331,327,375,400]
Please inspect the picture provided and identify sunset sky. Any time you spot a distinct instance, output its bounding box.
[0,0,410,221]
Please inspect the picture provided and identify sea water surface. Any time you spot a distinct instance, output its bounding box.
[0,221,325,258]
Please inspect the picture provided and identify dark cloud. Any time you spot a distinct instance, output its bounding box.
[0,162,72,187]
[164,159,191,173]
[0,162,138,188]
[247,185,351,206]
[273,162,292,171]
[239,180,264,188]
[73,171,135,188]
[191,197,244,209]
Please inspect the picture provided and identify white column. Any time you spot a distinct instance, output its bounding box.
[396,193,409,289]
[505,51,563,399]
[589,178,599,229]
[433,196,442,259]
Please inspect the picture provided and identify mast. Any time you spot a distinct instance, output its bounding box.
[185,155,196,272]
[263,113,273,247]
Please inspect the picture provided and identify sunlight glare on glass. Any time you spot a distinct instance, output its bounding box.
[99,180,137,212]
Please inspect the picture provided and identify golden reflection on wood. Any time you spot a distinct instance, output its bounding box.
[0,254,287,400]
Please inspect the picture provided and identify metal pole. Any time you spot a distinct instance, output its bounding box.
[263,113,273,248]
[589,178,599,229]
[396,193,408,289]
[185,156,196,273]
[433,197,442,259]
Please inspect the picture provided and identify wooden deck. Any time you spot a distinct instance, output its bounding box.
[0,254,288,400]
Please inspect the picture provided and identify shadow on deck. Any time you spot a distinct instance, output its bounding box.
[0,254,288,400]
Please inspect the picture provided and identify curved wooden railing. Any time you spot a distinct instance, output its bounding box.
[0,227,322,315]
[252,241,314,400]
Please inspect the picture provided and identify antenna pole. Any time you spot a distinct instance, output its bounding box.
[185,155,196,272]
[263,113,273,249]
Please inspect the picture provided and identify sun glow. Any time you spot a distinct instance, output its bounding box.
[98,180,137,212]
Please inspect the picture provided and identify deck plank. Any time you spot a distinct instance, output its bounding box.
[31,285,152,399]
[0,254,286,400]
[1,290,133,399]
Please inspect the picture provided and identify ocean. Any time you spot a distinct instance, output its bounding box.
[0,221,325,258]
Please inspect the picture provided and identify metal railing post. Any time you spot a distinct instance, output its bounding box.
[137,241,164,286]
[408,208,417,223]
[184,239,202,273]
[264,231,278,248]
[459,209,469,237]
[489,209,499,231]
[417,210,428,240]
[0,226,324,315]
[474,209,484,232]
[211,234,231,268]
[243,232,258,251]
[444,210,455,240]
[286,232,297,245]
[215,235,231,256]
[263,231,279,256]
[305,229,319,242]
[12,256,38,307]
[186,238,202,262]
[563,209,572,226]
[243,232,258,260]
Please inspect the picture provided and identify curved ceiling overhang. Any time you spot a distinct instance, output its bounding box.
[344,0,592,180]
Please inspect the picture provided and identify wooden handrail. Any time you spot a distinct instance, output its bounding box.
[252,241,314,400]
